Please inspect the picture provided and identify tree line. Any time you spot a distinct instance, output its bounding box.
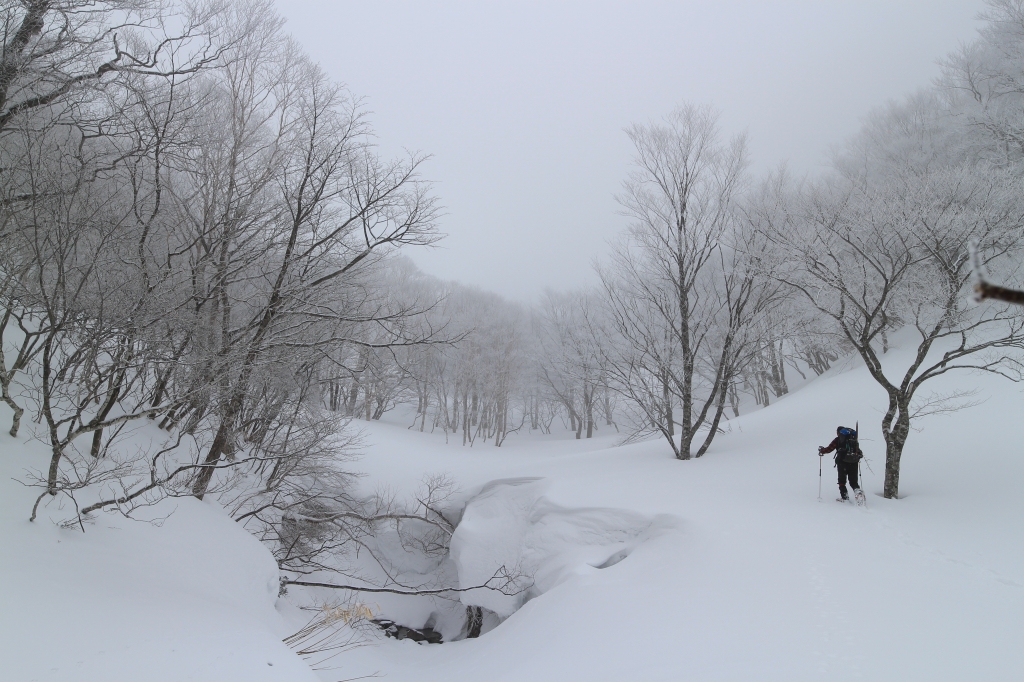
[3,0,1024,595]
[322,1,1024,501]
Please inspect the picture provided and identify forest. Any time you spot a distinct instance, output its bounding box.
[3,1,1024,680]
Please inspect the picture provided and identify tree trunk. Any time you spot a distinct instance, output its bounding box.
[695,380,729,458]
[5,399,22,438]
[191,402,243,501]
[419,384,428,432]
[768,341,788,396]
[40,332,69,496]
[451,391,460,433]
[89,364,128,458]
[346,382,358,416]
[0,306,27,437]
[881,394,911,499]
[585,386,594,439]
[664,369,684,459]
[729,381,740,418]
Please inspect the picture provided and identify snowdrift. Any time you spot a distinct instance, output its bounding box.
[451,477,673,618]
[0,434,318,682]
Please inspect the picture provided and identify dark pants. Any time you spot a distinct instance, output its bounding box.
[836,460,860,498]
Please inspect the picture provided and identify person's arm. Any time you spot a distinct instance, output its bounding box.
[818,437,839,455]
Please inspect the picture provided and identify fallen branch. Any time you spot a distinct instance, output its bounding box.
[284,565,529,597]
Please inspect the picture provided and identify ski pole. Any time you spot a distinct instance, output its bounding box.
[856,420,867,508]
[818,450,822,501]
[858,459,867,509]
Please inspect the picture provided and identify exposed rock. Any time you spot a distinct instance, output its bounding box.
[371,619,443,644]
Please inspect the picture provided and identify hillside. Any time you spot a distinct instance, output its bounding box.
[332,342,1024,681]
[3,340,1024,681]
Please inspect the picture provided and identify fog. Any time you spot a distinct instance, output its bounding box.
[276,1,985,302]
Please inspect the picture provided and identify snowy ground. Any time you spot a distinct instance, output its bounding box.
[3,340,1024,681]
[0,439,319,682]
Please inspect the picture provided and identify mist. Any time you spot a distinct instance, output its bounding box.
[277,0,985,301]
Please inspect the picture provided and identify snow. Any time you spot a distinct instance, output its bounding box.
[449,477,668,617]
[0,435,319,682]
[3,338,1024,680]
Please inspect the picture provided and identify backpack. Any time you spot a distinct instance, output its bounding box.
[836,427,863,464]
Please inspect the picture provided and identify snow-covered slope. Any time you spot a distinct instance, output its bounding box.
[328,345,1024,682]
[0,434,318,682]
[3,340,1023,681]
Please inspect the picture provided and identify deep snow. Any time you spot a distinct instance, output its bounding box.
[3,339,1024,681]
[0,437,319,681]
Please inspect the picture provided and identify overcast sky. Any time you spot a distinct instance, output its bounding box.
[276,1,986,302]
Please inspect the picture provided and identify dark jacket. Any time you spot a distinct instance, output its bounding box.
[820,437,841,455]
[821,437,862,462]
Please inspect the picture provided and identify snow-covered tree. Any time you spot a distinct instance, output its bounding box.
[766,96,1024,499]
[597,104,782,459]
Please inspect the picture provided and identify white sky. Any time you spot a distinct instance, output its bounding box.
[276,0,986,302]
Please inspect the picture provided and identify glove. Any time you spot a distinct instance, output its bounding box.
[817,446,824,455]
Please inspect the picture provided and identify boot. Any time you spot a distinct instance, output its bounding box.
[837,485,849,503]
[854,488,866,506]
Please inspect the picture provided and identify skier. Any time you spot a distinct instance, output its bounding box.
[818,426,865,505]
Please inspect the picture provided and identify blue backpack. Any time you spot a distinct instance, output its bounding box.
[836,427,862,463]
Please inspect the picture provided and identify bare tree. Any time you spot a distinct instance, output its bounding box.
[0,2,448,542]
[941,0,1024,309]
[150,5,442,499]
[0,0,223,439]
[598,104,780,459]
[940,0,1024,168]
[535,289,615,439]
[1,27,217,506]
[765,101,1024,498]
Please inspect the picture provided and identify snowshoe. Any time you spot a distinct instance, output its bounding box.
[836,497,851,504]
[854,489,866,507]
